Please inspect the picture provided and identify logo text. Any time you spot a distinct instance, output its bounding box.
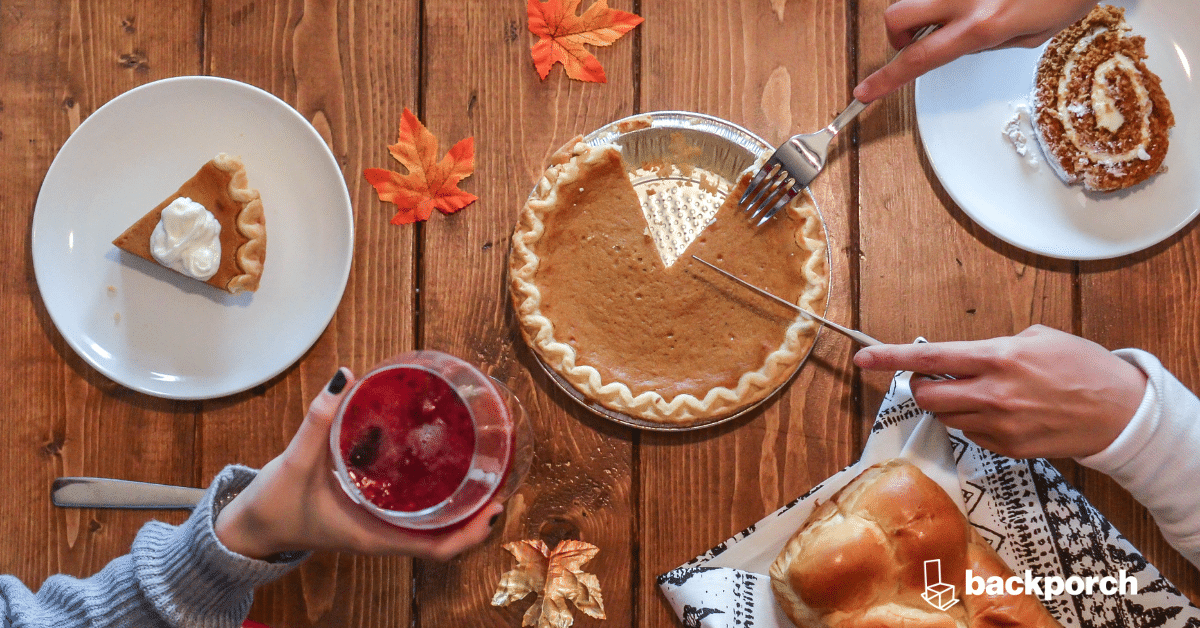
[965,569,1137,600]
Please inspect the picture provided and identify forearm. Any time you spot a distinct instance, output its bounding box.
[1078,349,1200,568]
[0,466,305,628]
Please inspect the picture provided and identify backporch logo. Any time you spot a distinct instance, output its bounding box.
[921,558,1139,610]
[965,568,1138,600]
[922,560,959,611]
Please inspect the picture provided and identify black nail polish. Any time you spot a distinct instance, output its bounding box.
[489,513,501,527]
[327,369,347,394]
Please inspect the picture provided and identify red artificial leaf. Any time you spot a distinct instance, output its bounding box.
[364,108,478,224]
[527,0,643,83]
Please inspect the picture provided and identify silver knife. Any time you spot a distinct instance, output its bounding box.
[52,477,205,509]
[691,255,883,346]
[692,255,953,381]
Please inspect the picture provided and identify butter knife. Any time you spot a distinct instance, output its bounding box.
[692,255,952,381]
[52,477,204,509]
[691,255,883,346]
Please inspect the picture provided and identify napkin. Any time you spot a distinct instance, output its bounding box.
[658,370,1200,628]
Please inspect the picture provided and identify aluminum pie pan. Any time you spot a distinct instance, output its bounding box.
[517,110,831,432]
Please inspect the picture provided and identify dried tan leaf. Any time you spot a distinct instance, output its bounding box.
[492,539,605,628]
[493,540,550,607]
[524,601,544,628]
[573,572,606,619]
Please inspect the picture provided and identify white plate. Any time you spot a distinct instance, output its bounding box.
[32,76,353,399]
[915,0,1199,260]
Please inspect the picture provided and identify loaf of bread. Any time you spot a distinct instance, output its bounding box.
[1031,4,1173,192]
[769,459,1061,628]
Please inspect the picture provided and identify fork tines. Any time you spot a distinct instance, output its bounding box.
[740,160,799,225]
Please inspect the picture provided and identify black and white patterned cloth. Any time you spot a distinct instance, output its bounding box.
[658,370,1200,628]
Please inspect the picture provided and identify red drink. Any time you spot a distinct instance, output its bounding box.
[330,351,531,530]
[338,367,478,512]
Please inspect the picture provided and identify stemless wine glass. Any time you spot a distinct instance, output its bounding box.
[329,350,532,531]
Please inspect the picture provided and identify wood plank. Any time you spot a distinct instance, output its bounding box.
[0,0,200,590]
[202,0,419,625]
[853,2,1075,413]
[1082,246,1200,603]
[418,1,638,626]
[637,1,856,626]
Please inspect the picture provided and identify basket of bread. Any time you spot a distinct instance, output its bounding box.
[659,371,1200,628]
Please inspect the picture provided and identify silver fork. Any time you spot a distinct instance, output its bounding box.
[740,24,938,225]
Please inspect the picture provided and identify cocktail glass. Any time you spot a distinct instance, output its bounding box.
[329,350,532,531]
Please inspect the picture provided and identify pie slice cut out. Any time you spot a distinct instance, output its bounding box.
[510,140,828,425]
[630,159,729,269]
[113,153,266,294]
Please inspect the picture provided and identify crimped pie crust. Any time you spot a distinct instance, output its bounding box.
[214,153,267,294]
[510,140,828,424]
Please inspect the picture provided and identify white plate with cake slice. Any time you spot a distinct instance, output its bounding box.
[914,0,1199,260]
[32,76,353,399]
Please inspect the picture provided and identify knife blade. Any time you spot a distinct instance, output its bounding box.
[691,255,883,346]
[692,255,955,381]
[52,477,205,509]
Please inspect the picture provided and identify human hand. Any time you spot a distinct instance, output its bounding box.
[852,325,1147,459]
[853,0,1098,102]
[214,368,502,561]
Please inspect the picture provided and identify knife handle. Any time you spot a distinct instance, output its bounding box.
[51,477,205,509]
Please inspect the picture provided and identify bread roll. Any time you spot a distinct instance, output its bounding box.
[769,459,1061,628]
[1031,4,1173,192]
[964,529,1061,628]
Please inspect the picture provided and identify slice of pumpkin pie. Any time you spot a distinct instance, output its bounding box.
[113,153,266,294]
[509,140,828,425]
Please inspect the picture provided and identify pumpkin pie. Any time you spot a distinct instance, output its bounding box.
[509,140,828,425]
[113,153,266,293]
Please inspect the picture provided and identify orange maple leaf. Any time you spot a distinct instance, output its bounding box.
[364,108,477,225]
[527,0,643,83]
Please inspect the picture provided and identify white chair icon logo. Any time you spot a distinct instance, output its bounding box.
[922,559,959,611]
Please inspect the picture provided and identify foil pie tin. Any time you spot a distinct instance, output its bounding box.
[517,111,831,431]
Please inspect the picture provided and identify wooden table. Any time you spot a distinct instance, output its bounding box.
[3,1,1197,626]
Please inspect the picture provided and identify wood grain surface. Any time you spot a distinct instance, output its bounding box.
[1,0,1196,627]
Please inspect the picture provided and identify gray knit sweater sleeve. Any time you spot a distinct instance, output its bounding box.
[0,465,308,627]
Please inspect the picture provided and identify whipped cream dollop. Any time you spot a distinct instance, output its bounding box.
[150,197,222,281]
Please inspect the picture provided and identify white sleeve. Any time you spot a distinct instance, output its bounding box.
[1077,348,1200,568]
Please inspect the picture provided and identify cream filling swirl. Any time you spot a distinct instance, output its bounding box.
[1056,27,1152,164]
[150,197,222,281]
